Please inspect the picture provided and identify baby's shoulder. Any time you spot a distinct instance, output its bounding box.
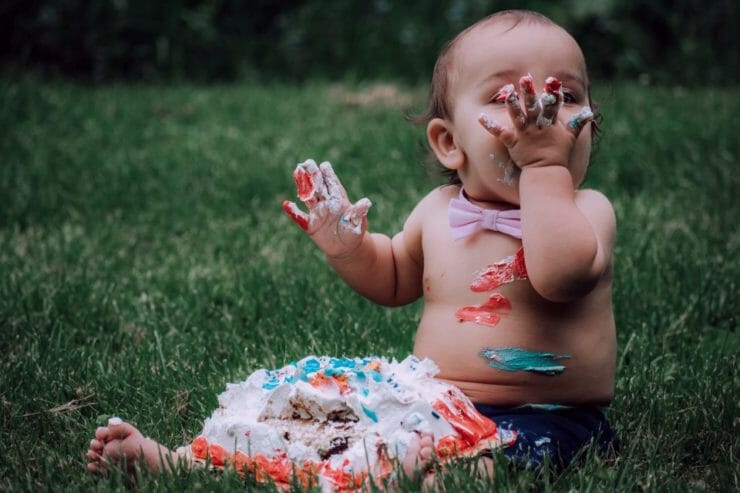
[402,185,458,234]
[575,189,615,221]
[575,188,617,243]
[413,185,460,214]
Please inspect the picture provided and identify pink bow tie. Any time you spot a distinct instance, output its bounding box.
[448,189,522,240]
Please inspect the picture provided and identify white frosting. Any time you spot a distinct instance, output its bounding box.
[191,355,508,489]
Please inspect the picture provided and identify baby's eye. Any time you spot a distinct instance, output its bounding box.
[562,91,577,104]
[490,91,507,104]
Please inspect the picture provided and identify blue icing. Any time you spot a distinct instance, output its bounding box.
[367,370,382,382]
[323,367,345,377]
[479,347,571,375]
[262,378,279,390]
[362,405,378,422]
[329,358,356,369]
[354,371,366,381]
[284,375,296,384]
[302,358,321,374]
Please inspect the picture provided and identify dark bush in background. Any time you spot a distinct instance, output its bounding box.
[1,0,737,84]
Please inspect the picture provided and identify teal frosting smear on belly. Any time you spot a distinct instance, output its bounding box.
[479,347,571,375]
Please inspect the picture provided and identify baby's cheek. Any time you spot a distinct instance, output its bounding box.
[488,152,520,188]
[568,135,592,185]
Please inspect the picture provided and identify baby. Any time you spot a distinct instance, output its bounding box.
[282,9,617,471]
[86,9,616,482]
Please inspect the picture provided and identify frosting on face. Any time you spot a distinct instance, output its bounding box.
[184,355,514,490]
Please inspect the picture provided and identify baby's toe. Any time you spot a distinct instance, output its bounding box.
[402,432,435,477]
[95,426,109,442]
[107,419,139,441]
[101,439,123,462]
[418,433,434,461]
[86,448,108,475]
[90,438,104,454]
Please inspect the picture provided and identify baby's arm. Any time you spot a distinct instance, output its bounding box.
[283,160,424,306]
[518,168,615,301]
[481,77,615,302]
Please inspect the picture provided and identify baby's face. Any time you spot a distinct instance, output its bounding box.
[448,21,592,203]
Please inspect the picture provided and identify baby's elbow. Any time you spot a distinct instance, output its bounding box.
[530,249,604,302]
[531,273,599,303]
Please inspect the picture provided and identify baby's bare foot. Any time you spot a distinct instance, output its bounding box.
[401,431,435,478]
[85,417,180,476]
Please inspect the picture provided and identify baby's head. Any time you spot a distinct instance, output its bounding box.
[420,10,599,193]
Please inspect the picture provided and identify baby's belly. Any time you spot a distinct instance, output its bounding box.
[413,303,616,407]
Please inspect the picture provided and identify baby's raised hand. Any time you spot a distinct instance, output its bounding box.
[479,75,593,170]
[282,159,372,258]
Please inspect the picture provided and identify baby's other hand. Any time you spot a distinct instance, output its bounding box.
[283,159,372,258]
[479,75,593,170]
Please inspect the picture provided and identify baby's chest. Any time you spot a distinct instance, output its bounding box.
[422,227,525,299]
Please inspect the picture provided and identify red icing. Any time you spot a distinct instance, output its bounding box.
[192,436,227,466]
[435,435,466,458]
[196,436,368,490]
[545,77,561,94]
[469,247,527,292]
[308,371,352,394]
[293,165,316,202]
[520,76,535,94]
[191,435,208,459]
[432,390,497,446]
[309,372,333,388]
[282,200,309,230]
[207,443,228,467]
[455,293,512,327]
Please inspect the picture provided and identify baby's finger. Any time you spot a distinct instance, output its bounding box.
[293,159,325,208]
[519,74,538,118]
[282,200,310,231]
[567,106,594,136]
[502,84,526,129]
[536,76,562,127]
[340,198,372,234]
[479,113,516,148]
[319,161,346,215]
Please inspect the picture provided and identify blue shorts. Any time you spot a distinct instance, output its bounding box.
[474,403,618,471]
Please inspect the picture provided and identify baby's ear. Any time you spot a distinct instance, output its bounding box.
[427,118,464,170]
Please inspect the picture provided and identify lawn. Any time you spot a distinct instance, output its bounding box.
[0,79,737,492]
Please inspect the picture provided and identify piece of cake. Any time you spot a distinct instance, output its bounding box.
[180,355,514,490]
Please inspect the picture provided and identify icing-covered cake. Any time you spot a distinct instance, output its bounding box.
[182,355,514,490]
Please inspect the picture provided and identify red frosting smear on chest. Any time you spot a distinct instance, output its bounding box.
[455,293,512,327]
[469,247,527,292]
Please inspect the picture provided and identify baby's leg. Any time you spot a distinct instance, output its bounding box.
[86,418,188,476]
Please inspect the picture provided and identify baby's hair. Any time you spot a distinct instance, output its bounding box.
[413,10,601,184]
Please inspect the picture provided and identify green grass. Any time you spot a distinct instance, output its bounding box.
[1,79,738,492]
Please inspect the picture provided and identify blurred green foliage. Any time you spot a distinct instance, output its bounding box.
[1,0,737,84]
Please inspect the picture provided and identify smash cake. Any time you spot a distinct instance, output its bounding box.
[180,355,515,490]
